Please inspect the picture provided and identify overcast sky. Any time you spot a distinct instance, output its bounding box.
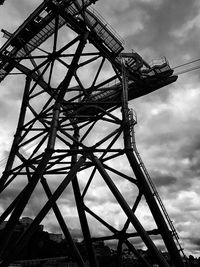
[1,0,200,258]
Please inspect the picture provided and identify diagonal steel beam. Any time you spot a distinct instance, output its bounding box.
[91,155,170,267]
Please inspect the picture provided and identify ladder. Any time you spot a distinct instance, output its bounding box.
[128,111,187,259]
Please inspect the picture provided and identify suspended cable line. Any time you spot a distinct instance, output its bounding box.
[174,65,200,76]
[173,58,200,69]
[170,56,200,76]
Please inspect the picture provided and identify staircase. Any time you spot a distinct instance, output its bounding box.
[128,109,186,259]
[0,0,124,83]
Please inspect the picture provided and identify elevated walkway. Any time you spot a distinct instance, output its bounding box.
[0,0,176,117]
[86,53,175,106]
[0,0,123,83]
[0,0,175,92]
[84,8,124,54]
[121,53,174,79]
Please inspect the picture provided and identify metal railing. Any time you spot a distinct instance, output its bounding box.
[129,117,187,260]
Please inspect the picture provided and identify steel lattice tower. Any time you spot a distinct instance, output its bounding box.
[0,1,186,267]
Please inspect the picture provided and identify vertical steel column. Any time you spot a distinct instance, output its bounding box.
[40,177,86,267]
[126,150,186,267]
[120,57,185,267]
[71,128,98,267]
[0,131,55,258]
[0,76,31,190]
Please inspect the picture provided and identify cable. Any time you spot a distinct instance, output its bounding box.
[174,65,200,76]
[173,58,200,69]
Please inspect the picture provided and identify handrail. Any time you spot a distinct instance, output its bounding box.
[87,7,124,45]
[129,116,187,260]
[0,0,124,83]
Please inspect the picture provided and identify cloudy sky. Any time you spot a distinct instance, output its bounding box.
[1,0,200,258]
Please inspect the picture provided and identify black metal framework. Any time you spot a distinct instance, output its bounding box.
[0,1,185,267]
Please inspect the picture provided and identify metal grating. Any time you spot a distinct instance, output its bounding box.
[85,8,124,54]
[0,0,98,83]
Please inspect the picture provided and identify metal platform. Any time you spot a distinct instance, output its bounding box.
[0,0,123,83]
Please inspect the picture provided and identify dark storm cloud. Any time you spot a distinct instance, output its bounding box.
[0,181,27,210]
[150,171,177,187]
[132,0,197,53]
[181,236,200,256]
[0,176,76,219]
[0,181,49,216]
[96,0,197,56]
[191,238,200,247]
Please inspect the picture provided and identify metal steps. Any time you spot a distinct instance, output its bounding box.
[0,0,124,83]
[128,112,186,258]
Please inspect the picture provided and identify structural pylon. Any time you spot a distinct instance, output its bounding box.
[0,1,185,266]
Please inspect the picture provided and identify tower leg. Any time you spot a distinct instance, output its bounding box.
[0,77,31,190]
[41,177,86,267]
[0,156,86,267]
[71,130,98,267]
[126,150,186,267]
[72,176,98,267]
[92,156,170,267]
[121,57,185,267]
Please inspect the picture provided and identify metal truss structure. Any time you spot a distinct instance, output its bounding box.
[0,1,186,266]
